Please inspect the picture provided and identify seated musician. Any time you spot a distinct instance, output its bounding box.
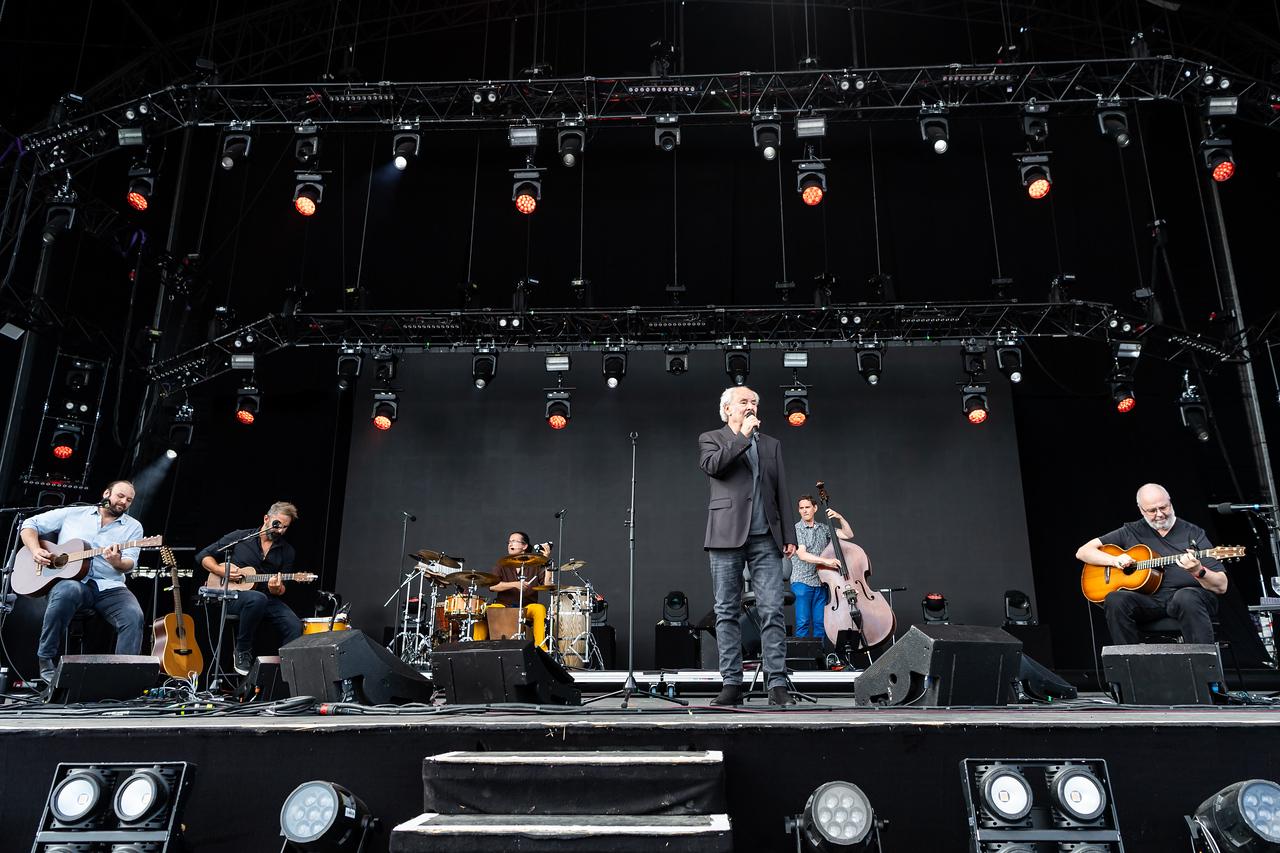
[489,531,553,649]
[21,480,146,684]
[1075,483,1227,645]
[196,502,303,675]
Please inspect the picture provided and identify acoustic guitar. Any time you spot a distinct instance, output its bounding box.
[12,535,164,597]
[1080,543,1245,604]
[152,546,204,680]
[202,568,317,592]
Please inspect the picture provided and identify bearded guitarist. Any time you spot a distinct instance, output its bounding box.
[195,501,306,675]
[1075,483,1228,645]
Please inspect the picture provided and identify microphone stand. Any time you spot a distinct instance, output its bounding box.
[547,510,566,663]
[1245,509,1280,599]
[585,432,686,708]
[393,511,415,657]
[201,523,271,692]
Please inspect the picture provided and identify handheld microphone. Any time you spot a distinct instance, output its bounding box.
[402,510,417,522]
[1211,502,1276,514]
[554,508,566,519]
[271,519,282,528]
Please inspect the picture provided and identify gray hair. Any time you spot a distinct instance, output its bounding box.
[1135,483,1170,506]
[267,501,300,521]
[718,386,757,422]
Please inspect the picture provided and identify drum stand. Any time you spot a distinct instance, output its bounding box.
[458,581,483,643]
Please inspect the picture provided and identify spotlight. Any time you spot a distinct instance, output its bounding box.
[919,111,950,154]
[508,125,539,149]
[602,349,627,389]
[961,341,988,376]
[1022,104,1049,143]
[724,346,750,385]
[1110,340,1140,412]
[1191,779,1280,851]
[654,115,680,152]
[374,351,398,384]
[168,404,194,447]
[753,120,781,161]
[335,348,363,392]
[1016,153,1052,200]
[512,162,543,214]
[294,125,321,165]
[1201,137,1235,182]
[963,759,1122,851]
[665,345,689,375]
[1111,382,1136,413]
[1003,589,1034,625]
[835,73,869,98]
[280,780,379,852]
[391,130,419,170]
[784,386,809,427]
[48,767,113,826]
[293,174,324,216]
[1096,108,1131,148]
[962,385,989,424]
[662,590,689,623]
[220,127,252,170]
[126,163,155,212]
[113,766,173,825]
[544,353,571,373]
[472,351,497,389]
[796,157,827,206]
[371,391,399,430]
[921,592,949,623]
[545,389,571,430]
[856,346,882,386]
[796,780,877,850]
[1180,375,1211,443]
[473,85,500,109]
[43,194,78,243]
[996,344,1023,383]
[978,765,1034,822]
[557,124,585,167]
[234,385,260,425]
[34,762,193,851]
[795,115,827,139]
[1049,765,1107,824]
[164,448,179,460]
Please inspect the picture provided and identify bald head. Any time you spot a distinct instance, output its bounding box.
[1136,483,1175,531]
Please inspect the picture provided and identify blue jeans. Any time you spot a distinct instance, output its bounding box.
[38,579,145,660]
[227,590,302,653]
[791,582,827,639]
[709,534,788,689]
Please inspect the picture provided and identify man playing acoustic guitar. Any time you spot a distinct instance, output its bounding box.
[1075,483,1228,645]
[196,501,305,675]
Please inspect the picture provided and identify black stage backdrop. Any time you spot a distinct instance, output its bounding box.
[336,348,1035,666]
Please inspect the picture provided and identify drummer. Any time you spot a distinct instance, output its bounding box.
[489,532,554,649]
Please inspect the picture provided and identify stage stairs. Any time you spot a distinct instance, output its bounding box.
[389,749,733,852]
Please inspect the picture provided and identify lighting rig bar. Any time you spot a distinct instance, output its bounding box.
[22,56,1277,174]
[148,300,1239,397]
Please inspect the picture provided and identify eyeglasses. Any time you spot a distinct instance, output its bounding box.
[1140,503,1171,516]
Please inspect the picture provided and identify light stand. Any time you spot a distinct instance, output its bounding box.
[585,432,686,708]
[199,523,270,692]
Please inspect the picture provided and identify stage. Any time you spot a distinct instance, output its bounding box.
[4,671,1280,852]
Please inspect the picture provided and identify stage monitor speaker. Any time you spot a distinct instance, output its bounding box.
[237,655,289,703]
[655,623,701,669]
[432,640,581,706]
[854,624,1023,707]
[1101,643,1224,705]
[785,637,825,671]
[50,654,160,703]
[278,629,434,705]
[1011,653,1077,702]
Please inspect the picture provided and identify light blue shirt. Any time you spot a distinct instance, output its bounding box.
[21,505,144,592]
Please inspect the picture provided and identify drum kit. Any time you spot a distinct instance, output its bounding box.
[388,547,605,672]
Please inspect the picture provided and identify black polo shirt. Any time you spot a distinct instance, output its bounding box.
[195,528,296,580]
[1095,518,1222,591]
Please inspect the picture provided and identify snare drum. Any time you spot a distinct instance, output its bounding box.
[444,593,485,618]
[302,616,350,635]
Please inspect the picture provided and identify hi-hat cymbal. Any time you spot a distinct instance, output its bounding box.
[444,569,499,587]
[495,553,549,570]
[559,559,587,573]
[527,584,559,592]
[409,549,463,569]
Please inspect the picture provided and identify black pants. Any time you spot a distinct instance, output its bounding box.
[1104,585,1218,645]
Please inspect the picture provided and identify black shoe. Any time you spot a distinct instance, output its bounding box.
[711,684,743,706]
[768,686,794,707]
[38,657,57,684]
[233,651,253,676]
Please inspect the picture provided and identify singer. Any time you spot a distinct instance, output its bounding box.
[196,501,303,675]
[699,386,797,707]
[1075,483,1228,645]
[20,479,147,685]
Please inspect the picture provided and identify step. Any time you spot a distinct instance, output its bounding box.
[423,750,726,816]
[389,812,733,853]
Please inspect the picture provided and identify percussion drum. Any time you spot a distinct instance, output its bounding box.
[485,605,522,640]
[444,593,485,618]
[553,587,591,668]
[301,616,350,635]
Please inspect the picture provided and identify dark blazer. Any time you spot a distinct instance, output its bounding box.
[698,425,795,553]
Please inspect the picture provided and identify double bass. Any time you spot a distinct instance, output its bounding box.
[814,481,896,651]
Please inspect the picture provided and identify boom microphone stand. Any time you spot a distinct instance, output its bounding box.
[201,521,274,692]
[585,432,686,708]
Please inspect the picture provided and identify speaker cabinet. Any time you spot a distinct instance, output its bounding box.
[278,629,434,705]
[1012,653,1077,701]
[654,623,701,669]
[785,637,825,671]
[237,655,289,703]
[854,625,1023,707]
[50,654,160,703]
[432,640,581,705]
[1101,643,1224,705]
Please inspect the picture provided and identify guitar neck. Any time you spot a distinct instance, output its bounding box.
[1135,548,1215,570]
[66,538,155,562]
[239,572,311,583]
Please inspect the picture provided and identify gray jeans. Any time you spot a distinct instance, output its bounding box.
[708,533,787,689]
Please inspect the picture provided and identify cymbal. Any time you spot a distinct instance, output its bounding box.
[495,553,549,570]
[409,549,463,569]
[527,584,559,592]
[559,559,587,573]
[444,569,499,587]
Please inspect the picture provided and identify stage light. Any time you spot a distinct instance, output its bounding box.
[962,385,989,424]
[662,590,689,623]
[1191,779,1280,851]
[1096,108,1131,148]
[220,127,252,170]
[508,125,539,148]
[545,389,571,430]
[796,157,827,206]
[280,780,379,852]
[1204,96,1238,117]
[784,386,810,427]
[835,73,868,97]
[1111,382,1136,413]
[473,85,500,108]
[654,115,680,152]
[126,162,154,212]
[665,345,689,375]
[1022,104,1049,143]
[557,124,584,167]
[921,592,949,623]
[753,120,781,161]
[512,162,543,214]
[979,765,1034,822]
[371,391,398,431]
[168,403,194,448]
[1110,340,1139,413]
[602,349,627,389]
[35,762,192,851]
[996,344,1023,383]
[1180,376,1211,443]
[472,351,497,389]
[293,175,324,216]
[724,346,750,385]
[1048,765,1107,824]
[797,780,877,850]
[856,347,882,386]
[545,353,571,373]
[795,114,827,139]
[50,424,82,460]
[919,112,950,154]
[336,348,363,392]
[1201,138,1235,182]
[113,767,172,825]
[49,767,113,826]
[43,195,78,243]
[962,341,987,376]
[294,125,321,165]
[391,130,419,170]
[1016,153,1052,199]
[963,759,1122,851]
[234,385,260,425]
[1003,589,1034,625]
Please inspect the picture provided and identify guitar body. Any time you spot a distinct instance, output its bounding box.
[1080,544,1162,603]
[12,539,91,597]
[817,539,896,649]
[152,612,204,678]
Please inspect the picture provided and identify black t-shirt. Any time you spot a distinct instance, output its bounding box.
[1095,518,1222,590]
[195,528,296,582]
